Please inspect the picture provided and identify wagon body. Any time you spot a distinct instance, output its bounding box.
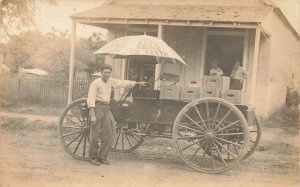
[58,85,261,173]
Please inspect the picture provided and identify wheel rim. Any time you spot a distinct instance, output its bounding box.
[58,98,90,160]
[173,97,249,173]
[243,116,262,160]
[112,122,144,153]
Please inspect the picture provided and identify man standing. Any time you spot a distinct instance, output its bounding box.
[87,64,147,165]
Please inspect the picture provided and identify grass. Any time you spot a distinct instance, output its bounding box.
[264,106,299,131]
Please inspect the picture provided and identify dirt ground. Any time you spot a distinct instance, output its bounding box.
[0,105,299,187]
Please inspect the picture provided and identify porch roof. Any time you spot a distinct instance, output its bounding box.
[71,4,273,24]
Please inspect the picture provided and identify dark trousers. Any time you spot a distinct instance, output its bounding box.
[230,79,243,90]
[89,103,115,160]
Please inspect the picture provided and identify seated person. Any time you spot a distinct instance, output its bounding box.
[209,59,223,76]
[230,61,249,90]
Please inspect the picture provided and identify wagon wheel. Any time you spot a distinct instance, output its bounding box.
[208,115,262,161]
[112,121,144,153]
[243,116,262,160]
[172,97,249,173]
[58,98,90,161]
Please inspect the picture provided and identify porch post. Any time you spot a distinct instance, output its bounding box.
[154,24,163,90]
[67,21,76,104]
[249,28,261,106]
[0,48,5,76]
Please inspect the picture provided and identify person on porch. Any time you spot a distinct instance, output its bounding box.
[230,61,249,90]
[87,64,147,166]
[209,59,223,76]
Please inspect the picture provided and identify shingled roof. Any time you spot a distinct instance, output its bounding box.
[71,4,273,23]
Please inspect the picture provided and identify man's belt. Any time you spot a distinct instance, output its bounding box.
[95,101,110,106]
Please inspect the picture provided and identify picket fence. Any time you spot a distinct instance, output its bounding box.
[0,74,94,106]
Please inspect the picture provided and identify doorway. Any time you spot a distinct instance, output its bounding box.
[205,34,245,77]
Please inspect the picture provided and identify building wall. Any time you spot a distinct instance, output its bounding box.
[262,12,300,116]
[255,33,272,117]
[163,26,205,86]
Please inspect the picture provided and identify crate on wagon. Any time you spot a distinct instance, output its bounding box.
[159,85,181,100]
[180,87,200,101]
[221,89,242,104]
[203,75,230,90]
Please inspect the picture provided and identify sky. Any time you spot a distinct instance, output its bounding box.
[34,0,107,38]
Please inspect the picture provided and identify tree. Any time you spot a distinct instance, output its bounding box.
[4,30,106,74]
[0,0,56,39]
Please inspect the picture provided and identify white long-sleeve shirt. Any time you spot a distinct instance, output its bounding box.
[231,66,249,80]
[87,77,136,108]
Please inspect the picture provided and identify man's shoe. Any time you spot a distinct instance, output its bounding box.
[90,159,101,166]
[98,159,110,165]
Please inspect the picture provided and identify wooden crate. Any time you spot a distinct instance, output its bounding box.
[180,87,200,101]
[200,88,220,98]
[221,90,242,104]
[203,75,230,90]
[187,77,202,87]
[159,85,181,100]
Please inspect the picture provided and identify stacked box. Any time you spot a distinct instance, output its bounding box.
[187,77,202,88]
[203,75,230,90]
[159,85,181,100]
[180,87,200,101]
[200,88,220,97]
[160,80,183,87]
[221,90,242,104]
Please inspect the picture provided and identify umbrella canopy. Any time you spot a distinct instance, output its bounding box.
[94,35,187,66]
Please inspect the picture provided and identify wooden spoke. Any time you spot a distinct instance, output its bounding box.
[63,130,83,138]
[112,122,144,153]
[59,99,92,161]
[73,133,85,153]
[213,110,231,131]
[177,135,204,140]
[179,125,204,134]
[233,144,239,155]
[121,133,125,150]
[66,131,84,147]
[216,132,244,136]
[213,103,221,120]
[62,125,82,129]
[213,142,227,166]
[130,134,140,142]
[190,139,207,160]
[215,137,242,148]
[179,138,205,151]
[184,114,206,132]
[215,120,241,133]
[172,97,249,173]
[205,102,210,119]
[65,116,83,127]
[125,134,133,148]
[114,131,122,149]
[210,141,215,169]
[214,139,237,159]
[193,106,208,130]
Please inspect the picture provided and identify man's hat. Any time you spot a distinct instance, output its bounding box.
[100,64,112,71]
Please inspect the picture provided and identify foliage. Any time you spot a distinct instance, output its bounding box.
[4,30,106,75]
[0,0,56,38]
[286,90,300,107]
